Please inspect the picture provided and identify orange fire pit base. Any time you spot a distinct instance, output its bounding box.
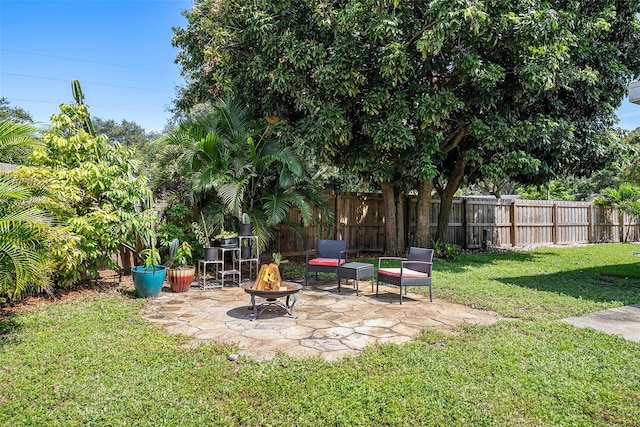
[242,282,302,320]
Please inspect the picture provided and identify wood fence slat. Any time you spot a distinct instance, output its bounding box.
[271,194,640,254]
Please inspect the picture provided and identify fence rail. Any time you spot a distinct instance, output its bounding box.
[270,193,640,254]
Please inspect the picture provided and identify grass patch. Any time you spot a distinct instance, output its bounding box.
[1,244,639,425]
[434,243,640,321]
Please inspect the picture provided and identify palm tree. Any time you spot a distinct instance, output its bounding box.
[155,97,327,251]
[595,184,640,242]
[0,120,40,164]
[0,120,53,298]
[0,177,54,298]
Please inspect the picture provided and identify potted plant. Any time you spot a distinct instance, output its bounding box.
[166,239,195,293]
[193,213,218,261]
[240,212,253,236]
[216,229,238,247]
[131,245,167,298]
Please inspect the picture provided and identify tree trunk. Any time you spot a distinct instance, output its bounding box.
[435,157,469,242]
[380,180,399,255]
[416,180,434,247]
[397,192,406,254]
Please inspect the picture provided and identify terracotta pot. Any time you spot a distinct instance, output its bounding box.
[167,266,195,293]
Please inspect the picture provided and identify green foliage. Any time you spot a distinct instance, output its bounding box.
[517,180,578,201]
[0,97,33,124]
[0,120,40,165]
[139,247,161,269]
[92,117,153,150]
[173,0,640,244]
[0,176,53,299]
[431,238,459,261]
[214,230,237,239]
[13,103,154,287]
[156,96,329,252]
[167,239,192,267]
[271,252,288,266]
[594,183,640,217]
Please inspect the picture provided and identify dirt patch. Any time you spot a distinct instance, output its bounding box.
[0,271,133,319]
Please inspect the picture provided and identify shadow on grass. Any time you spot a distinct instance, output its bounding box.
[494,263,640,305]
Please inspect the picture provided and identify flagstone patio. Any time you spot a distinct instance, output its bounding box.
[141,280,506,361]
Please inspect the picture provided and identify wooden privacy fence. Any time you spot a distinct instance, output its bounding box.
[270,193,640,254]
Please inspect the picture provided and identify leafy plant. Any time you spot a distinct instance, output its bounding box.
[155,97,325,252]
[15,103,154,287]
[167,239,192,267]
[215,230,237,239]
[0,175,54,300]
[271,252,289,266]
[139,247,161,269]
[431,238,459,261]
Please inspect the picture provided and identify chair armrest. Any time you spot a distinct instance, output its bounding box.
[378,256,407,269]
[339,250,348,262]
[305,249,316,263]
[401,260,433,273]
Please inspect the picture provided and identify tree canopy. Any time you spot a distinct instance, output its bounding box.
[174,0,640,251]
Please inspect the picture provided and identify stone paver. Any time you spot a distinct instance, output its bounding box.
[141,280,506,361]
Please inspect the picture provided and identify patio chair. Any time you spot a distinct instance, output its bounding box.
[305,239,348,286]
[376,247,433,304]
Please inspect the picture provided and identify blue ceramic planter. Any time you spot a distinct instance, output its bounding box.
[132,265,167,298]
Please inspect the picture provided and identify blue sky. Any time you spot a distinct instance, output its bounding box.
[1,0,190,133]
[2,0,640,133]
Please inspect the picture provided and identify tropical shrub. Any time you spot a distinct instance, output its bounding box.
[155,97,329,251]
[13,104,154,286]
[0,175,53,299]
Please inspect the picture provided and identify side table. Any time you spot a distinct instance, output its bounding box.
[337,262,374,295]
[198,259,223,289]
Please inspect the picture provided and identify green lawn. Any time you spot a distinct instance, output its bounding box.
[1,244,639,426]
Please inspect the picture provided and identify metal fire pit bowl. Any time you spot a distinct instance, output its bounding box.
[242,282,302,320]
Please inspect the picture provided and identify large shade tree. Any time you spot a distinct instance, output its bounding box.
[173,0,640,253]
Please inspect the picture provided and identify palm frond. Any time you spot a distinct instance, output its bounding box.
[0,120,40,159]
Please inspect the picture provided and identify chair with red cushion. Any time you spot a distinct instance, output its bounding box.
[376,247,433,304]
[305,239,348,286]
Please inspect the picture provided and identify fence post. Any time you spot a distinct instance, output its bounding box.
[552,203,558,244]
[510,200,517,247]
[587,204,594,243]
[462,198,468,249]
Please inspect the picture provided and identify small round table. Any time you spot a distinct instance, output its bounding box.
[241,282,302,320]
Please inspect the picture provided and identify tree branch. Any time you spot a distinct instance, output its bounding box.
[440,126,469,155]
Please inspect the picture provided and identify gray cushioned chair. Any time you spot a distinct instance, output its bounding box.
[376,247,433,304]
[305,239,348,286]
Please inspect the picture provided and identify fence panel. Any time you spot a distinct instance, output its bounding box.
[465,199,513,248]
[269,193,639,254]
[514,200,554,246]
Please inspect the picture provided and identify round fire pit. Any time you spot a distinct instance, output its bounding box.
[242,282,302,320]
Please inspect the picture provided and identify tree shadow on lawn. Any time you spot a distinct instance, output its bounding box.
[493,263,640,305]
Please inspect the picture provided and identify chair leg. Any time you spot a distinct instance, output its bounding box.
[399,285,403,304]
[305,267,308,286]
[429,284,433,302]
[375,279,379,297]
